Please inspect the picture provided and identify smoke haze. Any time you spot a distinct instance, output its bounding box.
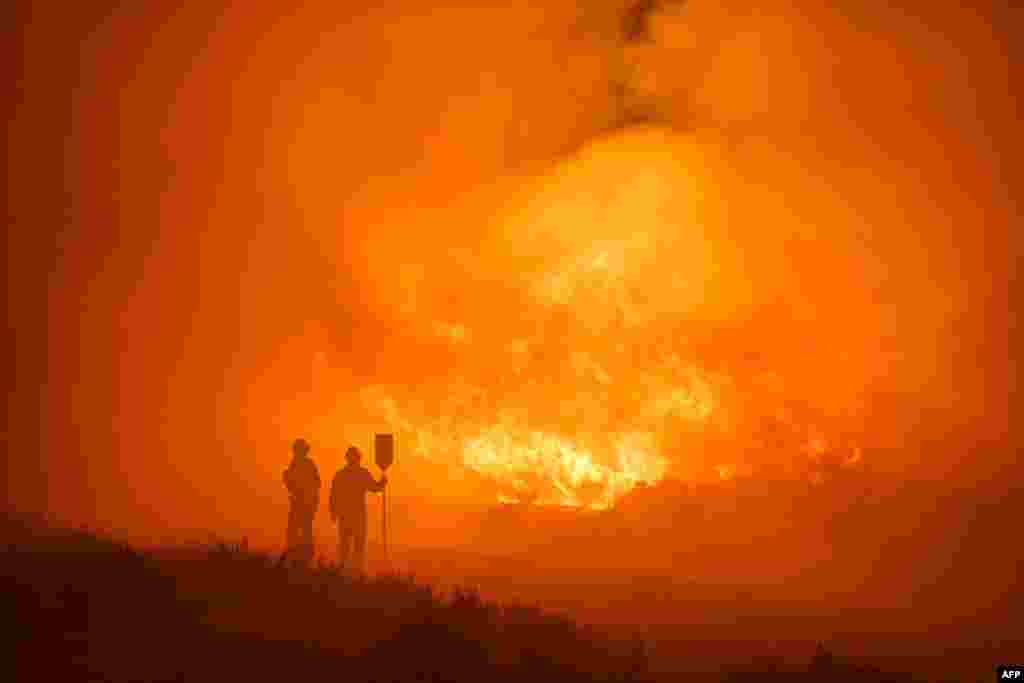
[7,1,1016,551]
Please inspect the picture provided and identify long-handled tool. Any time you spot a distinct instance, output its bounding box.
[374,433,395,567]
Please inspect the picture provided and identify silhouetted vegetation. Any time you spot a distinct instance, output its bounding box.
[2,514,965,682]
[3,514,647,682]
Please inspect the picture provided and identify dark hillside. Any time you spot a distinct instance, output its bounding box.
[3,514,645,682]
[2,514,957,682]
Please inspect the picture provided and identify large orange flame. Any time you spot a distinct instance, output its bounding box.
[462,427,666,509]
[340,131,869,508]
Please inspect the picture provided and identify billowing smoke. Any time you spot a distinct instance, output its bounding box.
[16,1,1012,540]
[335,125,875,506]
[287,0,1011,507]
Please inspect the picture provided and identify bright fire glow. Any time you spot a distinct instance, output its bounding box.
[463,427,666,509]
[333,129,870,510]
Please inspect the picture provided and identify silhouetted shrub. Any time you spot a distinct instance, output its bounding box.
[2,515,646,682]
[1,514,935,682]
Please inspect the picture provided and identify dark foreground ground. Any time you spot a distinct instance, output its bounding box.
[2,514,979,683]
[389,475,1023,682]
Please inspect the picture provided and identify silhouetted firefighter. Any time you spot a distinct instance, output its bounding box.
[282,437,320,565]
[330,446,387,572]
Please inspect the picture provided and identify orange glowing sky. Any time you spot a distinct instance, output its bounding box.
[7,1,1015,544]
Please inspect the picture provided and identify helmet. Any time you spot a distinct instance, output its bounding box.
[345,446,362,465]
[292,438,311,456]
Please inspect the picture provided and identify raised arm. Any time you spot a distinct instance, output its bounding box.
[366,470,387,493]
